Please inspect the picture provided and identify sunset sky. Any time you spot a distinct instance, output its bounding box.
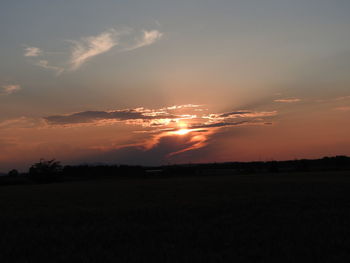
[1,0,350,171]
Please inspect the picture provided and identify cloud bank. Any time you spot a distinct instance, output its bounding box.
[44,105,276,159]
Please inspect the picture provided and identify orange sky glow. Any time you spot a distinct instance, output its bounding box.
[1,1,350,171]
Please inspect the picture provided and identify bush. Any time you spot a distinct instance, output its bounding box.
[29,159,63,183]
[8,169,19,177]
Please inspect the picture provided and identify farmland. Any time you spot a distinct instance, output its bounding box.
[1,171,350,262]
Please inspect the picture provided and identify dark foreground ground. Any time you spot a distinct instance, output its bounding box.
[1,171,350,262]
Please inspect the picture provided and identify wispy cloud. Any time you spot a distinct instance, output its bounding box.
[23,27,163,74]
[334,106,350,111]
[24,46,42,57]
[274,98,301,103]
[0,117,44,129]
[164,104,202,110]
[36,60,64,75]
[125,30,163,51]
[334,96,350,101]
[70,29,118,71]
[0,85,21,95]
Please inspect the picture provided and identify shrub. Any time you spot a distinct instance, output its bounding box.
[8,169,19,177]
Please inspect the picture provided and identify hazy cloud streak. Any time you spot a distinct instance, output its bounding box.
[0,85,21,95]
[274,98,301,103]
[70,29,118,71]
[126,30,163,51]
[24,47,42,57]
[36,60,64,75]
[334,106,350,111]
[0,117,44,129]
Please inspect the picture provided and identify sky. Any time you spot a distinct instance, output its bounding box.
[1,0,350,172]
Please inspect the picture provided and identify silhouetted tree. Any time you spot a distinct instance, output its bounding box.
[29,159,63,183]
[8,169,19,177]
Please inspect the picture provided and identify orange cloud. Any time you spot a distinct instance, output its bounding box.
[274,98,301,103]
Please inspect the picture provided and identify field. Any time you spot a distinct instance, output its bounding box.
[1,171,350,262]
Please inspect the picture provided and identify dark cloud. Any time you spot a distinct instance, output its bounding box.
[192,121,248,129]
[218,111,251,118]
[45,109,175,125]
[192,120,273,129]
[77,121,273,166]
[81,134,203,166]
[203,111,276,121]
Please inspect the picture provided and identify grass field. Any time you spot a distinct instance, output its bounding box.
[1,171,350,262]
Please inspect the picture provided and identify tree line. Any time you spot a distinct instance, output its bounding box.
[2,155,350,185]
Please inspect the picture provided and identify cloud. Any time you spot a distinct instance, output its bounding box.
[0,85,21,95]
[126,30,163,51]
[24,27,163,74]
[45,108,177,125]
[24,46,42,57]
[70,29,118,70]
[44,106,277,130]
[217,111,251,118]
[334,96,350,101]
[334,106,350,111]
[82,131,212,166]
[0,117,44,129]
[39,104,278,164]
[274,98,301,103]
[164,104,202,110]
[203,111,277,121]
[36,60,64,75]
[192,121,248,129]
[191,120,272,129]
[80,117,272,165]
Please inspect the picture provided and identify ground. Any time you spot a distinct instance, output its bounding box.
[1,171,350,262]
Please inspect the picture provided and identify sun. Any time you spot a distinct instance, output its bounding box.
[172,121,191,135]
[173,128,191,135]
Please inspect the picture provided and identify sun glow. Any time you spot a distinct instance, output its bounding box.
[173,128,191,135]
[172,120,192,135]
